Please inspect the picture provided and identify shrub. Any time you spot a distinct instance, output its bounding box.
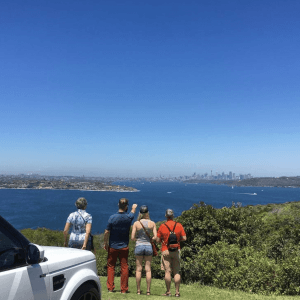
[178,201,300,295]
[21,228,65,247]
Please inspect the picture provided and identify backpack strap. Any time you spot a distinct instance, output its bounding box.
[78,211,92,238]
[164,222,177,232]
[172,222,177,232]
[164,223,172,232]
[164,222,179,247]
[77,211,86,226]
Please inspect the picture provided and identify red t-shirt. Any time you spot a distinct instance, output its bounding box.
[157,220,186,252]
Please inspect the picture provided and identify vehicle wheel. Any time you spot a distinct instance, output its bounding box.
[71,282,100,300]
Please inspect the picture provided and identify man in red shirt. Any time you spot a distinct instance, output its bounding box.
[157,209,187,297]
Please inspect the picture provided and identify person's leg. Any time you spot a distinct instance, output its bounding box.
[144,255,152,294]
[174,273,181,295]
[106,247,118,291]
[135,256,143,293]
[161,251,172,295]
[165,270,172,293]
[172,251,181,296]
[119,247,129,293]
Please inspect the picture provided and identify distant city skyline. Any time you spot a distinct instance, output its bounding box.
[1,1,300,179]
[0,170,286,180]
[0,163,299,179]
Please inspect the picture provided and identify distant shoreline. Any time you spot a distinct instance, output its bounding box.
[0,187,139,192]
[0,176,138,192]
[184,176,300,189]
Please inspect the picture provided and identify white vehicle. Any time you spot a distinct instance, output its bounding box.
[0,215,101,300]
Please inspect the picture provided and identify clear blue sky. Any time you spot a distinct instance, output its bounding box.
[1,0,300,177]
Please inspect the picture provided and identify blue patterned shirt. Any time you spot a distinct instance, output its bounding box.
[67,209,92,243]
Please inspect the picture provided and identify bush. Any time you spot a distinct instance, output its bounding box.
[178,201,300,295]
[177,202,262,250]
[21,228,65,247]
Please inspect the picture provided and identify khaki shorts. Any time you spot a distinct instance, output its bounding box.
[161,250,181,275]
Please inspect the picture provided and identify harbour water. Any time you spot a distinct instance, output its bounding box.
[1,181,300,234]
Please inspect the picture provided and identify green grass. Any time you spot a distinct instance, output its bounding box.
[99,277,300,300]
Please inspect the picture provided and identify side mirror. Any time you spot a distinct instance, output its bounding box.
[26,243,44,264]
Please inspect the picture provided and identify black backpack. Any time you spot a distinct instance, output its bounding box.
[164,222,179,251]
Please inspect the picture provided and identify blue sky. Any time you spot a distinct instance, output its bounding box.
[1,0,300,177]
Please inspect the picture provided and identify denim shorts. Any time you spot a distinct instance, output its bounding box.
[134,244,153,256]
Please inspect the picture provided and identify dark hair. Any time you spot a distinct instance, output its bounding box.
[118,198,129,210]
[140,205,148,214]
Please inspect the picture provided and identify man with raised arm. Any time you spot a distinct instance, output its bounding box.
[157,209,187,298]
[104,198,138,294]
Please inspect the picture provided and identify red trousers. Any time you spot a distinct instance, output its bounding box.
[106,247,129,292]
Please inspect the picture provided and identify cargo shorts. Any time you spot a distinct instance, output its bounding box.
[161,249,181,275]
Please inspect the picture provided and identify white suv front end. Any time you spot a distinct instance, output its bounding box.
[0,215,101,300]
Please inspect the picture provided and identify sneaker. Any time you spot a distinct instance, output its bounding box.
[121,291,129,294]
[108,289,115,293]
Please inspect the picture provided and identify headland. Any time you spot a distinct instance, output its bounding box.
[184,176,300,188]
[0,175,138,192]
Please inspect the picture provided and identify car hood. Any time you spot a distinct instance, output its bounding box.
[42,246,95,273]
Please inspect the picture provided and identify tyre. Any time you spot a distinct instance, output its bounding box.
[71,282,100,300]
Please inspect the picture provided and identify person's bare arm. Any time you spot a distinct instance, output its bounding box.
[152,221,157,241]
[82,223,92,250]
[131,204,138,213]
[181,236,187,242]
[156,227,161,243]
[63,223,71,247]
[131,222,137,241]
[103,229,110,251]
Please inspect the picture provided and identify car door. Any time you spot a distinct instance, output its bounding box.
[0,229,50,300]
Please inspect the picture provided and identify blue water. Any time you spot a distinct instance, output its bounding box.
[1,181,300,234]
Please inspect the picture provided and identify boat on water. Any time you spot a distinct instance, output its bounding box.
[239,192,258,196]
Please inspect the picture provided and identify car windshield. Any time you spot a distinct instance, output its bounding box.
[0,231,18,252]
[0,215,30,248]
